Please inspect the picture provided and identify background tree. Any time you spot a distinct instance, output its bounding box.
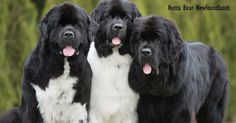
[0,0,235,122]
[0,0,37,111]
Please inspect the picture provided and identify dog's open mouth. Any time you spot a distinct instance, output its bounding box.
[143,63,152,74]
[112,37,121,46]
[142,63,159,75]
[60,45,79,57]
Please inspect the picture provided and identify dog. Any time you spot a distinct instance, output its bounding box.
[0,3,94,123]
[128,16,229,123]
[87,0,141,123]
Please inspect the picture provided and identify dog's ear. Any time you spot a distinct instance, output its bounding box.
[129,18,141,57]
[38,6,58,42]
[129,30,137,57]
[37,17,50,57]
[39,17,48,41]
[166,20,182,61]
[131,3,141,20]
[91,2,107,23]
[87,15,98,43]
[82,14,98,56]
[165,20,183,75]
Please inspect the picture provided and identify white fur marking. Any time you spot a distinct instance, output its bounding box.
[88,42,139,123]
[32,59,87,123]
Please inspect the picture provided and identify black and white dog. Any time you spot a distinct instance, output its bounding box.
[128,16,229,123]
[87,0,141,123]
[0,3,93,123]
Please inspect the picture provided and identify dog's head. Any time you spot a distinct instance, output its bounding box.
[130,16,183,80]
[91,0,141,57]
[38,3,94,57]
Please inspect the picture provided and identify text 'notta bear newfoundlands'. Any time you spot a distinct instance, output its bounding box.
[128,16,229,123]
[87,0,141,123]
[0,3,94,123]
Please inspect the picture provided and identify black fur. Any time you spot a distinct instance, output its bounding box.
[0,3,93,123]
[91,0,141,57]
[0,109,21,123]
[128,16,229,123]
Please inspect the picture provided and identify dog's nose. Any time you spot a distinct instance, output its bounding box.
[113,23,124,31]
[142,48,152,56]
[63,31,74,38]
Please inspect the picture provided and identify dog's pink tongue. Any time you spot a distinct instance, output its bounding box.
[112,37,121,45]
[63,46,75,57]
[143,63,152,74]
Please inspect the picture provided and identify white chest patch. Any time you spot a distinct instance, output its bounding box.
[87,42,139,123]
[32,59,87,123]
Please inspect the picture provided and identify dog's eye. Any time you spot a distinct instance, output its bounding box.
[139,40,144,43]
[100,16,108,22]
[106,15,112,19]
[155,39,161,42]
[58,24,62,27]
[74,23,82,28]
[124,16,130,20]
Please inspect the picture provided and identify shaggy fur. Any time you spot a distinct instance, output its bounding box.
[128,16,229,123]
[90,0,141,57]
[88,0,141,123]
[0,3,93,123]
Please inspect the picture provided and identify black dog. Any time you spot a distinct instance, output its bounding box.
[87,0,141,123]
[128,16,229,123]
[0,3,93,123]
[90,0,141,57]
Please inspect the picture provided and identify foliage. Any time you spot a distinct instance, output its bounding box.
[0,0,37,112]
